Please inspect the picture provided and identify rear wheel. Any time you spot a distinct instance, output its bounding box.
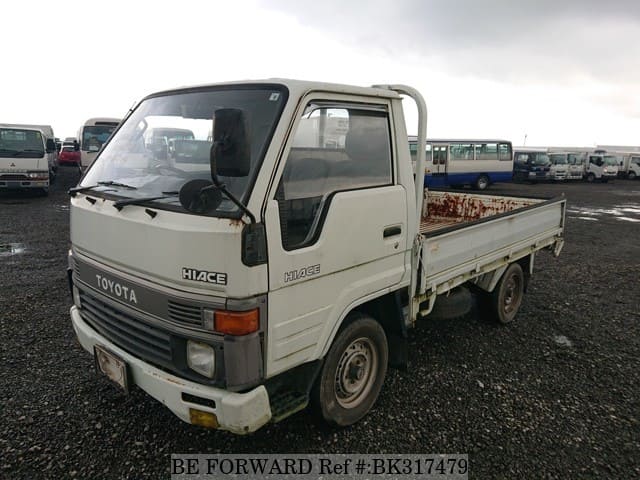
[488,263,524,324]
[475,175,490,190]
[312,314,388,427]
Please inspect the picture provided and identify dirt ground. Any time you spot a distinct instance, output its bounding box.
[1,168,639,479]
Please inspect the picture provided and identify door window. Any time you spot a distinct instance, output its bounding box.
[277,104,392,250]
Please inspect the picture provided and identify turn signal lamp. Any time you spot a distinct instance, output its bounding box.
[213,308,259,336]
[189,408,219,429]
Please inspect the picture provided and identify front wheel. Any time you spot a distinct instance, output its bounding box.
[488,263,524,324]
[475,174,490,190]
[586,173,596,183]
[312,314,388,427]
[629,171,637,180]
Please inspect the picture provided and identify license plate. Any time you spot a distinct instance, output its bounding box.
[94,345,129,393]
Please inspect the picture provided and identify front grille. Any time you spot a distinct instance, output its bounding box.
[0,174,27,180]
[168,300,202,327]
[79,290,173,365]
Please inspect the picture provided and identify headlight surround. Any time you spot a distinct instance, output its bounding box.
[73,286,82,308]
[26,172,48,179]
[186,341,216,378]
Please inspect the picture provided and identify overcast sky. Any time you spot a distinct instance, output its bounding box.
[2,0,638,147]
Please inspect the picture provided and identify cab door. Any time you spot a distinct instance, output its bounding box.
[263,98,408,376]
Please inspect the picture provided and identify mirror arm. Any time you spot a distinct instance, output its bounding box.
[211,174,256,224]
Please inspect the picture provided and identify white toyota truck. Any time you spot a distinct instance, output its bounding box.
[68,79,566,434]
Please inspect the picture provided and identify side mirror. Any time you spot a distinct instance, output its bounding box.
[46,138,56,153]
[73,140,80,152]
[210,108,251,178]
[179,179,222,213]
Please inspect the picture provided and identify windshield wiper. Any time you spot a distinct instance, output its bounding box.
[68,181,138,197]
[113,192,178,211]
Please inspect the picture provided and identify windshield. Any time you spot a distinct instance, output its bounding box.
[603,155,619,166]
[82,125,118,152]
[0,128,44,158]
[532,153,550,166]
[631,157,640,166]
[80,85,288,217]
[549,154,567,165]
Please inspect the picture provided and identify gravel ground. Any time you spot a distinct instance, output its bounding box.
[1,168,639,479]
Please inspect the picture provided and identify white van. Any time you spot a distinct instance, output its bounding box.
[0,125,56,195]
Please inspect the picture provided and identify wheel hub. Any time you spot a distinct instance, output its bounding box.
[335,338,378,407]
[503,274,521,313]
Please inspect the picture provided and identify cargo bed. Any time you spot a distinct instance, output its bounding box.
[413,190,566,312]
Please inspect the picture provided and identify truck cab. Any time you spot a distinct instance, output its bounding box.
[513,149,551,182]
[586,152,619,182]
[548,152,569,181]
[0,125,55,195]
[618,153,640,180]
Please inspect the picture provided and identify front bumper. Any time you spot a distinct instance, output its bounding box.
[0,180,49,189]
[70,306,272,434]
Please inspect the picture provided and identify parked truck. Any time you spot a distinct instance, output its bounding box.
[513,148,551,182]
[547,152,569,181]
[585,152,619,182]
[0,123,58,182]
[0,124,57,195]
[68,79,566,434]
[617,152,640,180]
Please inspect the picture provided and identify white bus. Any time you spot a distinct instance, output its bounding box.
[78,118,121,170]
[409,137,513,190]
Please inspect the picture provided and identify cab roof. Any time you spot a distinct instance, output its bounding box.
[146,78,402,101]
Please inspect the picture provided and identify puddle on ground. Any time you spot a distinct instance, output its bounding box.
[567,204,640,223]
[612,190,640,197]
[53,204,70,212]
[554,335,573,347]
[0,243,26,257]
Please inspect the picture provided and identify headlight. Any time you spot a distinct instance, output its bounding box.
[187,341,216,378]
[27,172,48,179]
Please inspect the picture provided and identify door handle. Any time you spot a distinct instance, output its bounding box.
[383,225,402,238]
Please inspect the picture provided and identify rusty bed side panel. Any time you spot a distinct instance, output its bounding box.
[420,191,543,233]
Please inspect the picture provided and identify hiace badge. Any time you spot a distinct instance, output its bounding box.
[182,268,228,285]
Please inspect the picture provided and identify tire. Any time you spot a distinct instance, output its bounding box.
[488,263,524,324]
[629,171,637,180]
[586,173,595,183]
[475,175,489,190]
[312,314,388,427]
